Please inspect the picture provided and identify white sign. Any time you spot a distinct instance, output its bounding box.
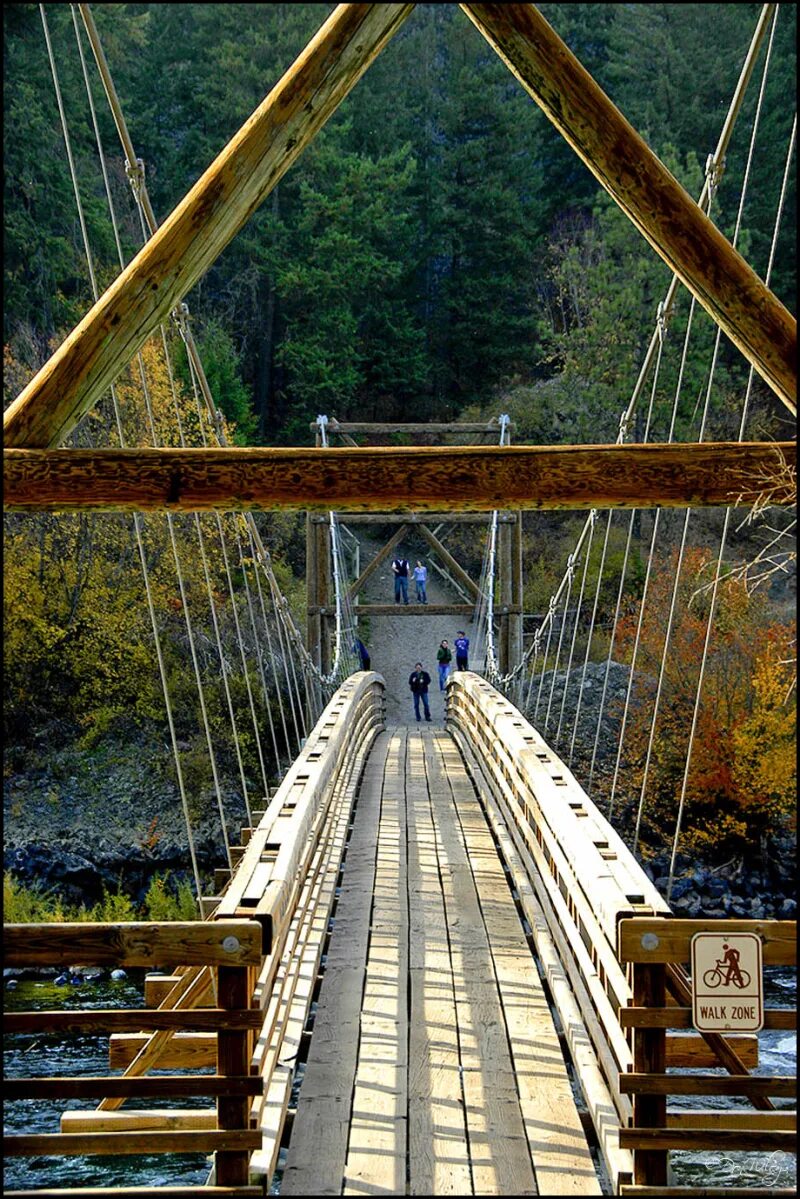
[691,932,763,1033]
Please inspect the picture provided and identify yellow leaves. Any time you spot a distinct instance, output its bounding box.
[732,641,796,821]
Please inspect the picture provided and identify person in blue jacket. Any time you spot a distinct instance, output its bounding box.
[454,630,469,671]
[353,638,370,671]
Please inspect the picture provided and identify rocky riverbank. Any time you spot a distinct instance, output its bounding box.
[3,729,248,905]
[641,850,797,921]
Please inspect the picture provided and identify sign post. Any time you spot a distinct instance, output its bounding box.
[691,931,763,1033]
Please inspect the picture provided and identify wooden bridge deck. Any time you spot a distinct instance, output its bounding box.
[281,726,601,1196]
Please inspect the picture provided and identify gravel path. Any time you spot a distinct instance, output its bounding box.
[352,531,474,725]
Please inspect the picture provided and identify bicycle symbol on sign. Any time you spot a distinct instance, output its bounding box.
[702,943,751,989]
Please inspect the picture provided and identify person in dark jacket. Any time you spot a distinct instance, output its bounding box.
[408,662,432,722]
[454,631,469,670]
[391,554,410,604]
[353,638,370,671]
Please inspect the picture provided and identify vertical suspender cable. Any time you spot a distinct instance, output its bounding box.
[46,4,205,898]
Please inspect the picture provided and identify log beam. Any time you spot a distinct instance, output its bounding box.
[311,512,515,524]
[3,4,413,449]
[416,522,481,601]
[314,420,513,434]
[461,4,796,414]
[4,443,794,513]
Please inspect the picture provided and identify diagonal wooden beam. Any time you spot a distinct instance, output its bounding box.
[416,522,481,601]
[460,3,796,415]
[4,443,795,513]
[3,3,414,449]
[345,524,409,605]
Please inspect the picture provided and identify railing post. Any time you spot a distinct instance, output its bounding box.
[631,959,668,1186]
[215,963,253,1186]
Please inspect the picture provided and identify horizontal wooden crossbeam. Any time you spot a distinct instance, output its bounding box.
[4,442,794,513]
[314,421,511,433]
[310,512,516,523]
[314,603,486,617]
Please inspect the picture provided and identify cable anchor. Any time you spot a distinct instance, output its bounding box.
[124,156,146,202]
[704,152,725,203]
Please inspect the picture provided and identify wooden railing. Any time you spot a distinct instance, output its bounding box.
[3,672,386,1198]
[617,916,797,1197]
[3,919,264,1193]
[445,672,798,1195]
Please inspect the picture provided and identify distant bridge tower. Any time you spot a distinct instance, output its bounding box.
[305,418,524,677]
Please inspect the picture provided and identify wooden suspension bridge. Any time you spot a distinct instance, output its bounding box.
[3,2,797,1196]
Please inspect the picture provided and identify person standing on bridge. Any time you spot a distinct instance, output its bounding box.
[454,630,469,670]
[391,552,410,604]
[413,560,428,604]
[437,639,453,690]
[409,662,432,722]
[353,638,370,671]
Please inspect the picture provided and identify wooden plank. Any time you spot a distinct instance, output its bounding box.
[109,1032,216,1069]
[432,733,599,1195]
[343,737,409,1195]
[318,421,511,433]
[423,733,537,1196]
[406,732,472,1196]
[4,4,414,449]
[5,441,795,512]
[665,1110,796,1130]
[618,917,797,966]
[61,1109,217,1133]
[325,512,514,523]
[5,1009,261,1034]
[620,1127,796,1153]
[451,726,633,1192]
[1,920,262,967]
[460,4,796,413]
[144,973,184,1007]
[6,1076,262,1100]
[621,1006,795,1030]
[324,602,483,617]
[665,1034,757,1069]
[620,1074,796,1098]
[3,1130,261,1157]
[98,963,215,1115]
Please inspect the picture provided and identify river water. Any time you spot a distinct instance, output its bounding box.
[3,969,796,1192]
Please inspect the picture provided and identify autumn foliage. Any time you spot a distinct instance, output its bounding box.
[4,337,300,784]
[609,546,796,862]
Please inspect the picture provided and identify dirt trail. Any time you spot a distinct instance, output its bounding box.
[351,530,476,726]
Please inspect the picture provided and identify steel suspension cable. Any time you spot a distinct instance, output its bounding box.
[48,3,206,898]
[503,3,778,717]
[76,3,340,716]
[666,53,792,902]
[555,510,595,746]
[586,329,665,795]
